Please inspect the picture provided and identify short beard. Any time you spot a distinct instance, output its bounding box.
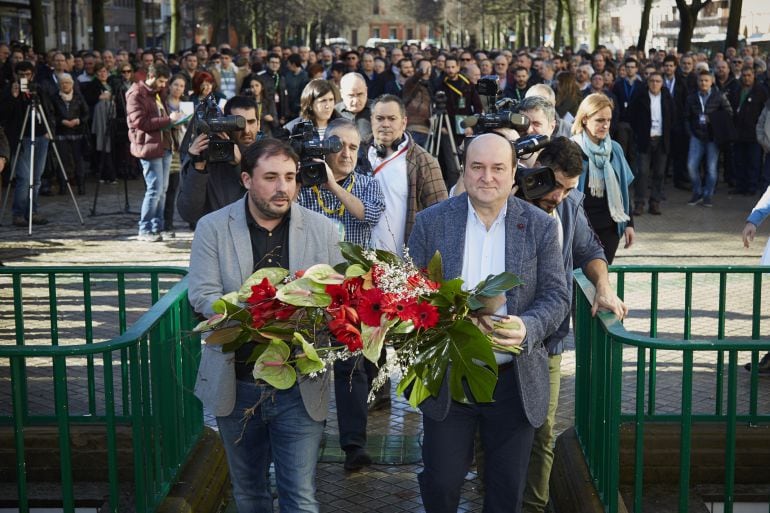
[251,193,291,220]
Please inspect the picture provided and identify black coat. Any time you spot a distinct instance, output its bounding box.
[628,87,674,154]
[684,87,733,142]
[663,74,689,130]
[728,84,768,143]
[52,92,90,138]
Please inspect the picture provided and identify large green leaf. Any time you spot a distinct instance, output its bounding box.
[395,369,432,408]
[361,317,398,364]
[345,264,368,278]
[237,268,289,301]
[374,249,401,265]
[427,251,444,282]
[211,298,242,316]
[472,272,523,298]
[339,242,370,267]
[446,319,498,404]
[436,278,467,305]
[302,264,346,284]
[204,326,243,345]
[275,277,331,307]
[252,340,296,389]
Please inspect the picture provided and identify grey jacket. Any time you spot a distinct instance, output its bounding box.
[407,193,570,428]
[189,198,343,421]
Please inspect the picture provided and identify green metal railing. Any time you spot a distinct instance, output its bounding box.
[573,266,770,513]
[0,267,203,513]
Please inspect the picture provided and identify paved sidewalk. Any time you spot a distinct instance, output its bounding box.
[1,177,769,512]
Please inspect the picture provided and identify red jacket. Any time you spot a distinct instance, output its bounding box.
[125,81,171,159]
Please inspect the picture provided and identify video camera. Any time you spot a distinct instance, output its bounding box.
[513,135,555,200]
[19,77,38,95]
[461,76,530,134]
[288,121,343,187]
[433,90,448,115]
[188,94,246,163]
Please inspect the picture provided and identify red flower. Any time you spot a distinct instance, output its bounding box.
[329,313,363,351]
[274,304,297,320]
[246,278,277,305]
[382,293,416,321]
[358,288,385,327]
[325,283,350,309]
[407,273,440,291]
[405,301,440,330]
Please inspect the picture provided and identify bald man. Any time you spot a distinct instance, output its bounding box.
[335,72,372,142]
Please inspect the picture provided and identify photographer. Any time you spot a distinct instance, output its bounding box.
[516,96,558,167]
[403,59,434,148]
[0,61,57,227]
[176,95,261,226]
[297,117,386,471]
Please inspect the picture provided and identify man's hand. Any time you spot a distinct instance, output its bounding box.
[591,284,628,320]
[743,222,756,248]
[11,82,20,98]
[475,314,526,348]
[188,133,209,170]
[0,156,6,173]
[624,226,635,248]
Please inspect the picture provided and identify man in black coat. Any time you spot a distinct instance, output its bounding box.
[727,65,768,195]
[662,55,691,190]
[629,71,674,215]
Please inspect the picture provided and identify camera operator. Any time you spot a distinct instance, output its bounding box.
[0,61,57,226]
[439,57,483,142]
[520,137,627,513]
[516,95,558,167]
[297,117,386,472]
[402,59,434,149]
[176,95,261,225]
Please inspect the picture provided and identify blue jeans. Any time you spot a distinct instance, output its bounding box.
[12,137,49,218]
[687,136,719,199]
[216,380,324,513]
[732,141,763,193]
[138,151,171,234]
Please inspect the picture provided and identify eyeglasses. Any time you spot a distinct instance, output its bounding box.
[461,58,472,61]
[121,69,132,73]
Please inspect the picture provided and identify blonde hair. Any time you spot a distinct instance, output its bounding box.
[571,93,614,135]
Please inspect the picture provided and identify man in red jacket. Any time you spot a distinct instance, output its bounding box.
[126,63,183,241]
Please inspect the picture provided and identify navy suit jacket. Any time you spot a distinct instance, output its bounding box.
[407,193,570,427]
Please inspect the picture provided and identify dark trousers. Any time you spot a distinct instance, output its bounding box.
[634,137,667,204]
[594,225,622,265]
[732,141,763,194]
[670,129,690,185]
[334,355,370,450]
[419,366,535,513]
[163,172,180,230]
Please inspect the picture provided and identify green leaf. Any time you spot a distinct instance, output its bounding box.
[222,331,253,353]
[246,343,269,362]
[361,317,397,364]
[472,272,523,298]
[294,333,326,375]
[192,313,226,332]
[392,320,415,334]
[396,369,433,409]
[252,340,296,389]
[275,277,331,307]
[437,278,467,305]
[345,263,368,278]
[446,319,498,404]
[302,264,346,284]
[237,268,289,302]
[221,291,240,305]
[339,242,370,267]
[427,251,444,282]
[211,298,243,316]
[204,326,243,346]
[374,249,401,265]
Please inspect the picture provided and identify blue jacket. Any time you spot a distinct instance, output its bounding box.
[546,190,607,355]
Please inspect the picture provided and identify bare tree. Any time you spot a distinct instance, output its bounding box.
[637,0,653,51]
[588,0,600,49]
[136,0,145,48]
[30,0,45,51]
[170,0,182,52]
[92,0,105,50]
[724,0,743,50]
[675,0,712,53]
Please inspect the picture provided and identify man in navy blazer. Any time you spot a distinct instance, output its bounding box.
[408,134,570,513]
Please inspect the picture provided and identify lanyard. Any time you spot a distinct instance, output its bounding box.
[698,92,710,112]
[313,174,355,216]
[444,74,470,97]
[373,145,408,175]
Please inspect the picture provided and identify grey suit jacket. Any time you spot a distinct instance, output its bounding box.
[189,197,343,421]
[408,193,570,427]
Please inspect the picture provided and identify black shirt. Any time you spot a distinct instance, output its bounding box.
[234,197,291,381]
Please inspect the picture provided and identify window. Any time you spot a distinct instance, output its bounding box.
[389,27,397,39]
[373,0,379,15]
[373,27,380,38]
[407,28,414,40]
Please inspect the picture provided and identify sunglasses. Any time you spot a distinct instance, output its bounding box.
[121,69,132,73]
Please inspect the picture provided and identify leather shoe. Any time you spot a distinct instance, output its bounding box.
[648,202,662,215]
[344,447,373,472]
[632,203,644,216]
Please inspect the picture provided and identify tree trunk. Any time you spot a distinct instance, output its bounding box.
[516,13,525,48]
[565,0,575,48]
[29,0,46,51]
[589,0,600,49]
[70,0,78,50]
[92,0,105,50]
[637,0,653,51]
[135,0,145,49]
[724,0,743,50]
[169,0,181,52]
[554,0,563,51]
[676,0,711,53]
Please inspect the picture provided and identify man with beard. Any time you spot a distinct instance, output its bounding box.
[189,137,342,513]
[440,57,482,143]
[177,96,262,225]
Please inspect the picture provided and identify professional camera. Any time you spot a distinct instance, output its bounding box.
[188,94,246,163]
[461,76,530,134]
[19,77,38,95]
[288,121,343,187]
[433,90,448,114]
[512,135,555,200]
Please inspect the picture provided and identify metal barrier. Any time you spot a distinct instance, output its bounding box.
[573,266,770,513]
[0,267,203,513]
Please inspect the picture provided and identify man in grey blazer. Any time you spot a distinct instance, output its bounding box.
[188,138,343,513]
[408,133,570,513]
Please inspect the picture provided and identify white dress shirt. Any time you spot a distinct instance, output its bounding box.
[649,91,663,137]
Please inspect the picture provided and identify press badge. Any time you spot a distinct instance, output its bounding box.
[458,98,466,109]
[699,113,707,126]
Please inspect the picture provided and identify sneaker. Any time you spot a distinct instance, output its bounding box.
[12,216,27,227]
[687,194,702,206]
[744,352,770,374]
[343,447,373,472]
[702,197,713,208]
[31,214,48,225]
[160,230,176,239]
[137,232,163,242]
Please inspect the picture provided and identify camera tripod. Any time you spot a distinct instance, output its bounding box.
[0,93,84,234]
[426,107,463,177]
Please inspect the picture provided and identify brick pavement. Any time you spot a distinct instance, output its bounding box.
[1,177,769,512]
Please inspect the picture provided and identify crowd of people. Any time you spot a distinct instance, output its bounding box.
[2,37,770,513]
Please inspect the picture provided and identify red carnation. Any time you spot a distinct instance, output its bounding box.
[358,287,385,327]
[406,301,440,330]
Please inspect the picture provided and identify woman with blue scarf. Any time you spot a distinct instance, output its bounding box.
[571,93,635,263]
